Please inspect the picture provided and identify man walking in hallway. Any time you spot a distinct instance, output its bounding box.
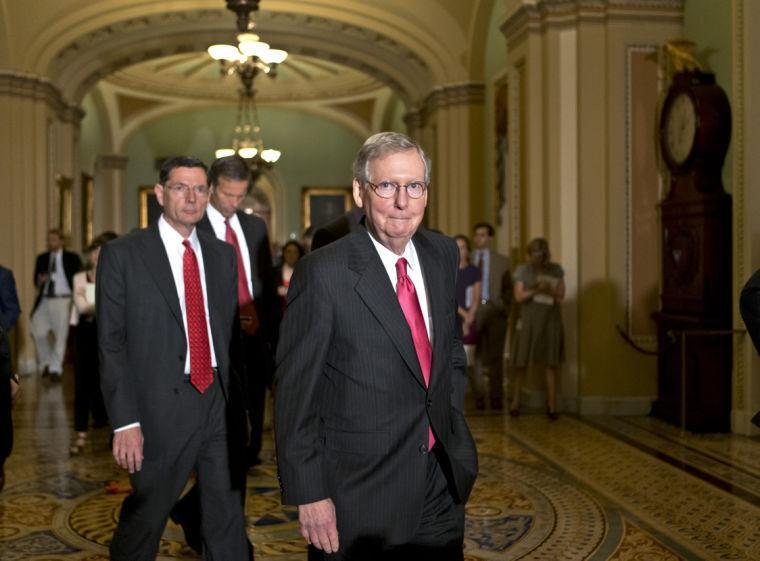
[97,156,248,560]
[471,222,512,410]
[275,132,478,560]
[30,228,81,379]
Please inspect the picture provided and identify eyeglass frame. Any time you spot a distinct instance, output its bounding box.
[162,182,210,197]
[364,180,428,199]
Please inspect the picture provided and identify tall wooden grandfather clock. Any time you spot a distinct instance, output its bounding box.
[652,70,732,432]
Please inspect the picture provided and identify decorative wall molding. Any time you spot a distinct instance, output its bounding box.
[624,44,660,346]
[409,82,486,128]
[0,71,84,123]
[732,0,746,412]
[502,0,684,43]
[96,154,129,171]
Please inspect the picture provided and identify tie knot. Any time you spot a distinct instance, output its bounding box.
[395,257,408,278]
[182,239,192,251]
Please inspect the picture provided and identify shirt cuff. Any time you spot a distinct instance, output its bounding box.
[114,422,140,432]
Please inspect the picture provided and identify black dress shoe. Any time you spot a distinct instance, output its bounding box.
[41,366,49,378]
[170,506,203,553]
[546,408,559,421]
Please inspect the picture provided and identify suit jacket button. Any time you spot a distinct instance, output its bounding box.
[173,388,179,395]
[178,354,184,362]
[426,399,433,408]
[419,444,428,455]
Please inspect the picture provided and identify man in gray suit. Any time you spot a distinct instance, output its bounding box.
[97,156,248,560]
[472,222,512,410]
[275,132,478,560]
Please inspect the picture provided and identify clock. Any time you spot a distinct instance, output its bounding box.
[662,93,696,166]
[659,71,731,180]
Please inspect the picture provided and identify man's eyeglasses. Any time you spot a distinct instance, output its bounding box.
[366,181,427,199]
[164,183,210,196]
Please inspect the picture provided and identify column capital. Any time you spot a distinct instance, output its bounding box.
[0,71,84,123]
[412,82,485,128]
[96,154,129,171]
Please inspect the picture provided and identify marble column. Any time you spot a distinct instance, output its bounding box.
[93,154,128,235]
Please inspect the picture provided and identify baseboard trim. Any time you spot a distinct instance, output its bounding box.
[731,410,760,436]
[574,396,654,416]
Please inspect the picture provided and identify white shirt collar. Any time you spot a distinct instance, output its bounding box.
[367,233,420,275]
[206,203,238,229]
[158,214,200,251]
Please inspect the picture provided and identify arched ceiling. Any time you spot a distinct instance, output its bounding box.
[108,52,385,103]
[0,0,493,107]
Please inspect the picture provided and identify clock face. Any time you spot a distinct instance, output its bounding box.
[664,93,697,166]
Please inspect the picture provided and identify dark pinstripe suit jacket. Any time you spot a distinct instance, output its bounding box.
[274,225,478,551]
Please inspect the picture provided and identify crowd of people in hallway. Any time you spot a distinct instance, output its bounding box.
[1,132,572,560]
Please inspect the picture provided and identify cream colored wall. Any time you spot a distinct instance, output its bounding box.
[502,2,683,413]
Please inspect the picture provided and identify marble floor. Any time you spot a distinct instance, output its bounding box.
[2,372,760,560]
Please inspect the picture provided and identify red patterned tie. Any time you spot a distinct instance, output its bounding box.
[183,240,213,393]
[396,257,435,449]
[224,219,259,336]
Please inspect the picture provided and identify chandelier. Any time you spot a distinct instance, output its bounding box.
[211,0,284,178]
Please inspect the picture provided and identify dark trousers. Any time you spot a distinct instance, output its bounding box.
[244,331,274,466]
[109,380,248,561]
[475,303,508,400]
[73,319,107,432]
[0,350,12,470]
[309,447,465,561]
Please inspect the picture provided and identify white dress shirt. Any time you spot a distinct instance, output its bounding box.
[206,204,253,297]
[368,233,432,342]
[47,249,72,296]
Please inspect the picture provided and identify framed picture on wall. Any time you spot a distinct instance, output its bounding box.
[81,173,94,247]
[56,175,73,241]
[302,187,352,231]
[139,185,162,228]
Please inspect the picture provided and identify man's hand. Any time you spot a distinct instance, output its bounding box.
[112,426,144,473]
[10,377,20,405]
[298,498,339,553]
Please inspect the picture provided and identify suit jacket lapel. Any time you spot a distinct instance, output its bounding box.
[349,228,427,389]
[414,230,449,393]
[198,232,225,366]
[138,224,183,329]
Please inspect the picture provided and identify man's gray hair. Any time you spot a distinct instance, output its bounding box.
[352,132,431,184]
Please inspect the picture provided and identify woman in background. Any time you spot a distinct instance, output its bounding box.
[275,240,305,306]
[454,235,483,407]
[509,238,565,419]
[69,232,116,455]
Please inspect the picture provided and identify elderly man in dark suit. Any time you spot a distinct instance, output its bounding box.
[30,228,81,379]
[275,132,478,561]
[0,265,21,492]
[97,156,248,561]
[471,222,512,410]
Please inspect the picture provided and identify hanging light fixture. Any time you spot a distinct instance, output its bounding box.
[215,81,281,181]
[211,0,284,179]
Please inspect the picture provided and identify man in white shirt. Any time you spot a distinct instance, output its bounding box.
[96,156,248,561]
[30,229,82,379]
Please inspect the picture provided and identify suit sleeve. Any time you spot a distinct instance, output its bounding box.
[740,269,760,355]
[274,256,333,505]
[0,269,21,332]
[96,244,139,428]
[445,240,468,412]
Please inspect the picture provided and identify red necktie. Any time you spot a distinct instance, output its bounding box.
[396,257,435,449]
[225,219,259,336]
[182,240,213,393]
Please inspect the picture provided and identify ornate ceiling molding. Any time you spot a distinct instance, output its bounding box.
[502,0,684,43]
[0,71,84,123]
[48,8,434,105]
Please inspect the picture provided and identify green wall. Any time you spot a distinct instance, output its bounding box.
[684,0,733,192]
[123,105,364,239]
[79,93,103,174]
